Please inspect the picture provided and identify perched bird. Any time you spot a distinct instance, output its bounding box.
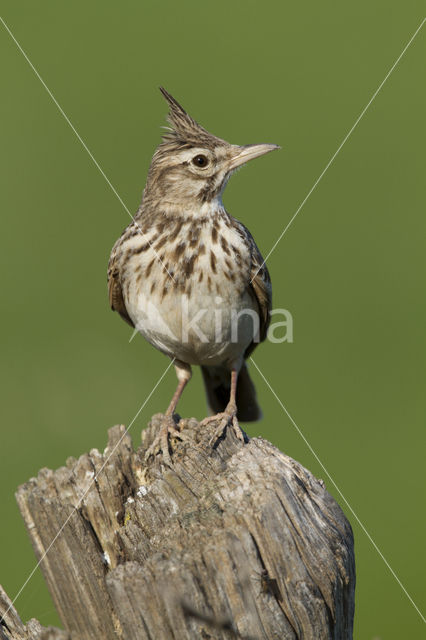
[108,88,279,462]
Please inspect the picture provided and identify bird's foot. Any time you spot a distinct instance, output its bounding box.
[144,414,189,466]
[199,403,245,446]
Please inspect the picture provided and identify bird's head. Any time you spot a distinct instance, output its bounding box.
[142,88,279,212]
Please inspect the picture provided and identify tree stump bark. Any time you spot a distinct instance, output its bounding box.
[10,415,355,639]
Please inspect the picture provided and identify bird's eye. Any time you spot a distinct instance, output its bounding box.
[192,154,209,168]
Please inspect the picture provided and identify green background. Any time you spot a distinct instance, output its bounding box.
[1,2,425,637]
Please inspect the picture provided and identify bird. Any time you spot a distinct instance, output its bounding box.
[108,88,279,463]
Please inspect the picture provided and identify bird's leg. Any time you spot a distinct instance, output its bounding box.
[145,361,192,465]
[165,376,188,417]
[200,369,245,445]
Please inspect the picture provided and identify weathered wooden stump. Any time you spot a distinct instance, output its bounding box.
[5,415,355,639]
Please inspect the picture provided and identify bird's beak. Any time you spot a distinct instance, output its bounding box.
[228,143,280,171]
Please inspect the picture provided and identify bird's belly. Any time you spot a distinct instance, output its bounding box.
[120,210,256,366]
[126,278,258,366]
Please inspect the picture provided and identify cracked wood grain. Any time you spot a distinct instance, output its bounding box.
[10,415,355,639]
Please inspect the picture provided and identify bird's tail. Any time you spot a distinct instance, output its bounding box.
[201,362,262,422]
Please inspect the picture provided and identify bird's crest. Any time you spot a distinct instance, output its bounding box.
[159,87,226,149]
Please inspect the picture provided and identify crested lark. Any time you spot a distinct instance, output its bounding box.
[108,88,279,463]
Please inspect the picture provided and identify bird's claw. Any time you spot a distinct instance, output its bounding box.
[200,406,245,446]
[144,414,189,466]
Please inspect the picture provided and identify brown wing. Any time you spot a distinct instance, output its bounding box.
[231,220,272,358]
[245,241,272,357]
[107,245,134,328]
[249,246,272,339]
